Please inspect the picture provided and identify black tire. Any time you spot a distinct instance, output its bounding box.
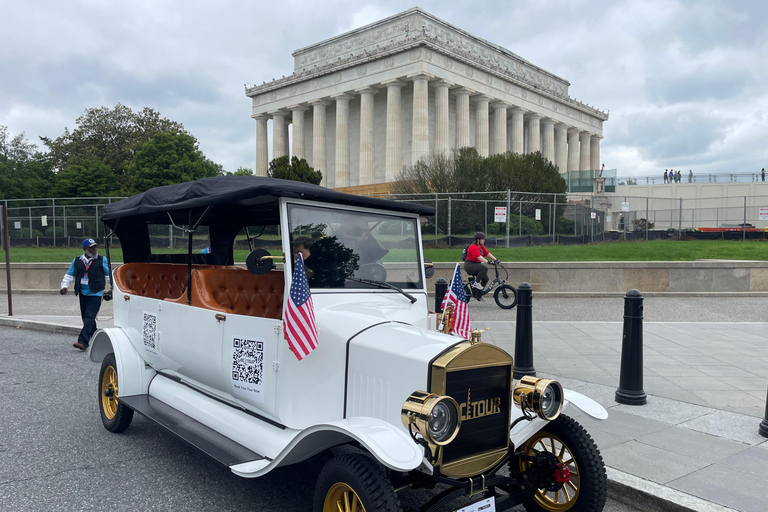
[514,415,606,512]
[98,353,134,433]
[313,453,403,512]
[494,284,518,309]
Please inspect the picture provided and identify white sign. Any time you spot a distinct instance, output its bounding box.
[230,335,266,403]
[41,215,48,227]
[606,215,612,223]
[759,208,768,220]
[494,206,507,223]
[76,222,82,229]
[14,221,21,229]
[621,202,630,212]
[456,497,495,512]
[535,209,541,221]
[590,212,597,219]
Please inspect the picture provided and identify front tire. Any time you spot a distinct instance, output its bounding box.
[494,284,518,309]
[98,353,134,433]
[314,453,403,512]
[515,415,606,512]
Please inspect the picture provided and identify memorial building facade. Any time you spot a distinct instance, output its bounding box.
[246,8,608,192]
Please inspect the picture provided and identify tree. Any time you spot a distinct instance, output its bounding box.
[393,149,566,235]
[0,126,54,199]
[267,156,322,185]
[50,160,118,198]
[40,104,187,188]
[232,166,254,176]
[124,132,223,194]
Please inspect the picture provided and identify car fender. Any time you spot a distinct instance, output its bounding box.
[563,389,608,419]
[510,391,607,447]
[230,417,424,478]
[89,328,156,397]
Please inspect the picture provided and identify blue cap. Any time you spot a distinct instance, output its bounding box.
[82,238,97,248]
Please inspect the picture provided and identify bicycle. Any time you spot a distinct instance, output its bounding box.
[463,260,518,309]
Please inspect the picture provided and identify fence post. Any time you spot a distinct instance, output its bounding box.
[63,205,67,239]
[447,196,452,243]
[518,200,522,236]
[95,204,99,239]
[744,196,747,242]
[434,193,438,243]
[506,189,511,248]
[484,200,487,236]
[678,197,683,238]
[2,205,12,316]
[645,197,649,240]
[52,198,56,247]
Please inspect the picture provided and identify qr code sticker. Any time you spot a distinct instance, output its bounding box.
[143,312,157,349]
[232,337,264,387]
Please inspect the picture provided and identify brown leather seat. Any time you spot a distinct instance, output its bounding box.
[114,263,247,301]
[192,269,285,319]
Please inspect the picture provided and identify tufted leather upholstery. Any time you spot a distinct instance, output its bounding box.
[191,269,285,319]
[114,263,246,301]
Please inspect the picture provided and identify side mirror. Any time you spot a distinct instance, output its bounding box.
[424,258,434,279]
[246,249,275,275]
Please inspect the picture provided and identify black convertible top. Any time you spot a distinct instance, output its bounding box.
[102,176,433,265]
[102,176,433,224]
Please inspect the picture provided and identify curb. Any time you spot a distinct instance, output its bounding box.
[0,316,81,335]
[607,468,737,512]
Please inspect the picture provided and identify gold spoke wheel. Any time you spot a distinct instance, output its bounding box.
[323,482,366,512]
[101,366,118,420]
[520,431,580,512]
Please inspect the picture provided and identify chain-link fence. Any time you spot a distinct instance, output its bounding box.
[4,190,768,248]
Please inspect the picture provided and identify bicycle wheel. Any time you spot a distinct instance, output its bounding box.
[494,284,517,309]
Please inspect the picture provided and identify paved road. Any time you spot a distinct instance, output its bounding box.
[0,327,643,512]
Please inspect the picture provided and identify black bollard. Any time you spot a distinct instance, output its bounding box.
[513,283,536,379]
[615,289,647,405]
[434,278,448,314]
[759,387,768,438]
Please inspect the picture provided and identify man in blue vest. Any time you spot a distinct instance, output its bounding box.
[60,238,112,351]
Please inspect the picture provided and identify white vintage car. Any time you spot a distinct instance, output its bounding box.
[91,176,608,512]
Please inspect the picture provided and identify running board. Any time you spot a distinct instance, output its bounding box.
[119,394,266,468]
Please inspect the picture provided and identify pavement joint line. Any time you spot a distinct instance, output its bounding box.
[606,467,738,512]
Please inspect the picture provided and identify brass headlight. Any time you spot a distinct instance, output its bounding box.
[513,376,563,421]
[401,391,462,445]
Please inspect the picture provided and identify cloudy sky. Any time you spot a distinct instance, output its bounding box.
[1,0,766,178]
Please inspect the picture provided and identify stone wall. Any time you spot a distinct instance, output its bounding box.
[4,261,768,295]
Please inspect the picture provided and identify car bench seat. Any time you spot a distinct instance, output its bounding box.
[113,263,246,301]
[190,269,285,320]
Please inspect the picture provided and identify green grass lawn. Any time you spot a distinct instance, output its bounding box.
[5,239,767,263]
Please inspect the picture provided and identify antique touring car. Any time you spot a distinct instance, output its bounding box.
[91,176,608,512]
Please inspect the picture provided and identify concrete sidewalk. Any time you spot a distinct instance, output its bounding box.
[1,309,766,511]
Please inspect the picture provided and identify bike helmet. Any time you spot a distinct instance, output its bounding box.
[474,231,486,241]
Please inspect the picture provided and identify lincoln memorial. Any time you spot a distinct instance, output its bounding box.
[246,7,608,193]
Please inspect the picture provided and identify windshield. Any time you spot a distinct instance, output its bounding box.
[287,203,423,290]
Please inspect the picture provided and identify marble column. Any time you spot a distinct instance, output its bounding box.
[434,81,451,156]
[255,115,269,177]
[332,93,352,188]
[590,135,601,172]
[384,80,404,182]
[491,102,508,155]
[474,96,490,157]
[289,106,308,159]
[554,123,568,174]
[454,88,471,149]
[527,114,541,154]
[510,108,525,154]
[541,119,555,163]
[567,128,580,172]
[357,87,376,186]
[310,100,329,185]
[270,110,287,160]
[523,121,530,154]
[579,131,592,171]
[411,74,430,165]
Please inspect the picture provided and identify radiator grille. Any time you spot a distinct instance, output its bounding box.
[442,365,511,464]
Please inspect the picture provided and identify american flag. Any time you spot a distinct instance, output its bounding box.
[284,253,318,360]
[441,263,471,338]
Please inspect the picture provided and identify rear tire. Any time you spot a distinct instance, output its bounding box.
[98,353,134,433]
[494,284,518,309]
[314,453,403,512]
